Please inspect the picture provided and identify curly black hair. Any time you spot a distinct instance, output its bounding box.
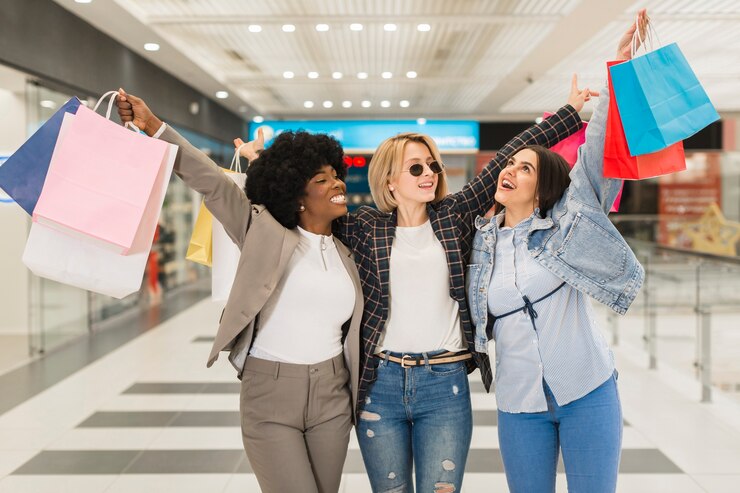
[245,130,347,229]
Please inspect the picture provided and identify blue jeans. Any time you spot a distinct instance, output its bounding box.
[356,351,473,493]
[498,373,623,493]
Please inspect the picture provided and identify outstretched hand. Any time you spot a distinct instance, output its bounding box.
[567,74,599,113]
[116,89,163,137]
[617,9,649,61]
[233,127,265,162]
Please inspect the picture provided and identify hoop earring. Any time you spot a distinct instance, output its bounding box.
[299,205,306,212]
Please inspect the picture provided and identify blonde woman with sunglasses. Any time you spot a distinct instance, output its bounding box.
[324,85,593,491]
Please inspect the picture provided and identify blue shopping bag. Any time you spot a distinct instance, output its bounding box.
[610,42,719,156]
[0,97,81,215]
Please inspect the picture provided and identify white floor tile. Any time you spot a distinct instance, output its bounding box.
[615,474,706,493]
[46,428,163,451]
[692,474,740,493]
[104,474,232,493]
[0,475,117,493]
[222,474,263,493]
[148,427,243,450]
[0,450,42,477]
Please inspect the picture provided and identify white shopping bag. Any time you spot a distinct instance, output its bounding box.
[22,135,177,299]
[211,148,247,303]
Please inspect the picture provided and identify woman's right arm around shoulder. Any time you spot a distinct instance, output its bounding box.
[117,89,252,245]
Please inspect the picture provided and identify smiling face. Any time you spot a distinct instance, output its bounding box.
[495,148,540,214]
[388,141,440,208]
[298,164,348,228]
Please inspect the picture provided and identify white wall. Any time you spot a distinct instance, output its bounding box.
[0,66,30,334]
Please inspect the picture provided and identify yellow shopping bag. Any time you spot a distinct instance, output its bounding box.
[186,201,213,266]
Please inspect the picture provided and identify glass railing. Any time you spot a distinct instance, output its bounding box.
[605,215,740,403]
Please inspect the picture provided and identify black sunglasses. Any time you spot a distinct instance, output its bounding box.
[402,161,445,177]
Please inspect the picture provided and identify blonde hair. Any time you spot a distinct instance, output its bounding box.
[368,132,448,213]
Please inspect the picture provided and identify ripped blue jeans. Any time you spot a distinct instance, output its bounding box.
[356,351,473,493]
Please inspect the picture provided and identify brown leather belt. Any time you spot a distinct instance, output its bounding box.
[376,351,472,368]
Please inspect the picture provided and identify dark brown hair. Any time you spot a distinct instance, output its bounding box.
[493,145,571,218]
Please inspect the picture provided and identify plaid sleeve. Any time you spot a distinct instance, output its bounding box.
[447,104,583,220]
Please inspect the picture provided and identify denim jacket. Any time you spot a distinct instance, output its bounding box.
[467,84,645,352]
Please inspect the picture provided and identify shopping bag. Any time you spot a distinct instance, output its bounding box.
[610,37,719,155]
[22,141,177,298]
[544,112,588,166]
[186,201,214,266]
[604,60,686,181]
[544,112,622,212]
[211,147,247,303]
[32,91,170,254]
[0,97,81,215]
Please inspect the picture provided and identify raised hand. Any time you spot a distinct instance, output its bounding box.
[617,9,649,61]
[567,74,600,113]
[116,89,163,137]
[233,127,265,162]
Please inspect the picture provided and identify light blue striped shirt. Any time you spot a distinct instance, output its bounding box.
[488,213,614,413]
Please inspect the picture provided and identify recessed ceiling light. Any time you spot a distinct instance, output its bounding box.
[283,71,295,79]
[380,100,391,108]
[417,23,431,32]
[384,24,397,32]
[144,43,160,52]
[381,72,393,79]
[74,0,92,3]
[350,23,363,31]
[357,72,368,79]
[304,101,315,108]
[323,101,334,108]
[406,71,417,79]
[342,101,352,108]
[400,100,410,108]
[40,100,57,109]
[282,24,296,32]
[248,25,262,33]
[316,24,329,32]
[417,117,427,125]
[361,100,372,108]
[252,116,264,123]
[215,91,229,99]
[332,72,343,79]
[308,71,319,79]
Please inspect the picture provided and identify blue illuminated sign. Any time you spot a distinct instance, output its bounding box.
[251,120,479,152]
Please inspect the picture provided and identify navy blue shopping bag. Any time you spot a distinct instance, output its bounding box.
[0,97,81,215]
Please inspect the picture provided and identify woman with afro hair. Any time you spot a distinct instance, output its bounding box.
[117,90,364,493]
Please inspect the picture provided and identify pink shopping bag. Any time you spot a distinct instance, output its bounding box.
[544,112,623,212]
[32,92,170,254]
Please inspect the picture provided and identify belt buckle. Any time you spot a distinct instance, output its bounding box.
[401,354,413,368]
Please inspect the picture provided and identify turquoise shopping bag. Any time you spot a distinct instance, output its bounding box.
[610,42,719,156]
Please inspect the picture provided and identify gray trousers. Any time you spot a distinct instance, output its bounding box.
[240,352,352,493]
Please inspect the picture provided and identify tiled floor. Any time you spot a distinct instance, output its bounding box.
[1,300,739,492]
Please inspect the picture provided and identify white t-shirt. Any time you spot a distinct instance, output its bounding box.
[379,220,466,353]
[249,227,356,364]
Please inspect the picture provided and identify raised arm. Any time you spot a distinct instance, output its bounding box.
[117,89,251,248]
[449,95,586,219]
[567,11,648,213]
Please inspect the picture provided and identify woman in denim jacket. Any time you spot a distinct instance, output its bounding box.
[465,11,648,493]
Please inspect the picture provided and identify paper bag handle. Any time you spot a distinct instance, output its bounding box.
[229,143,250,173]
[92,91,142,133]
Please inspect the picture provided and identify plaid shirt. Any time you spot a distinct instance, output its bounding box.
[334,105,582,413]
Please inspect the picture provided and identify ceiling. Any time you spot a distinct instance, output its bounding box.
[53,0,740,122]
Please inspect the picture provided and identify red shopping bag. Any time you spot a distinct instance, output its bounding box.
[604,60,686,180]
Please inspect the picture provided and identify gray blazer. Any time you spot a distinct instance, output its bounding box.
[160,126,364,416]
